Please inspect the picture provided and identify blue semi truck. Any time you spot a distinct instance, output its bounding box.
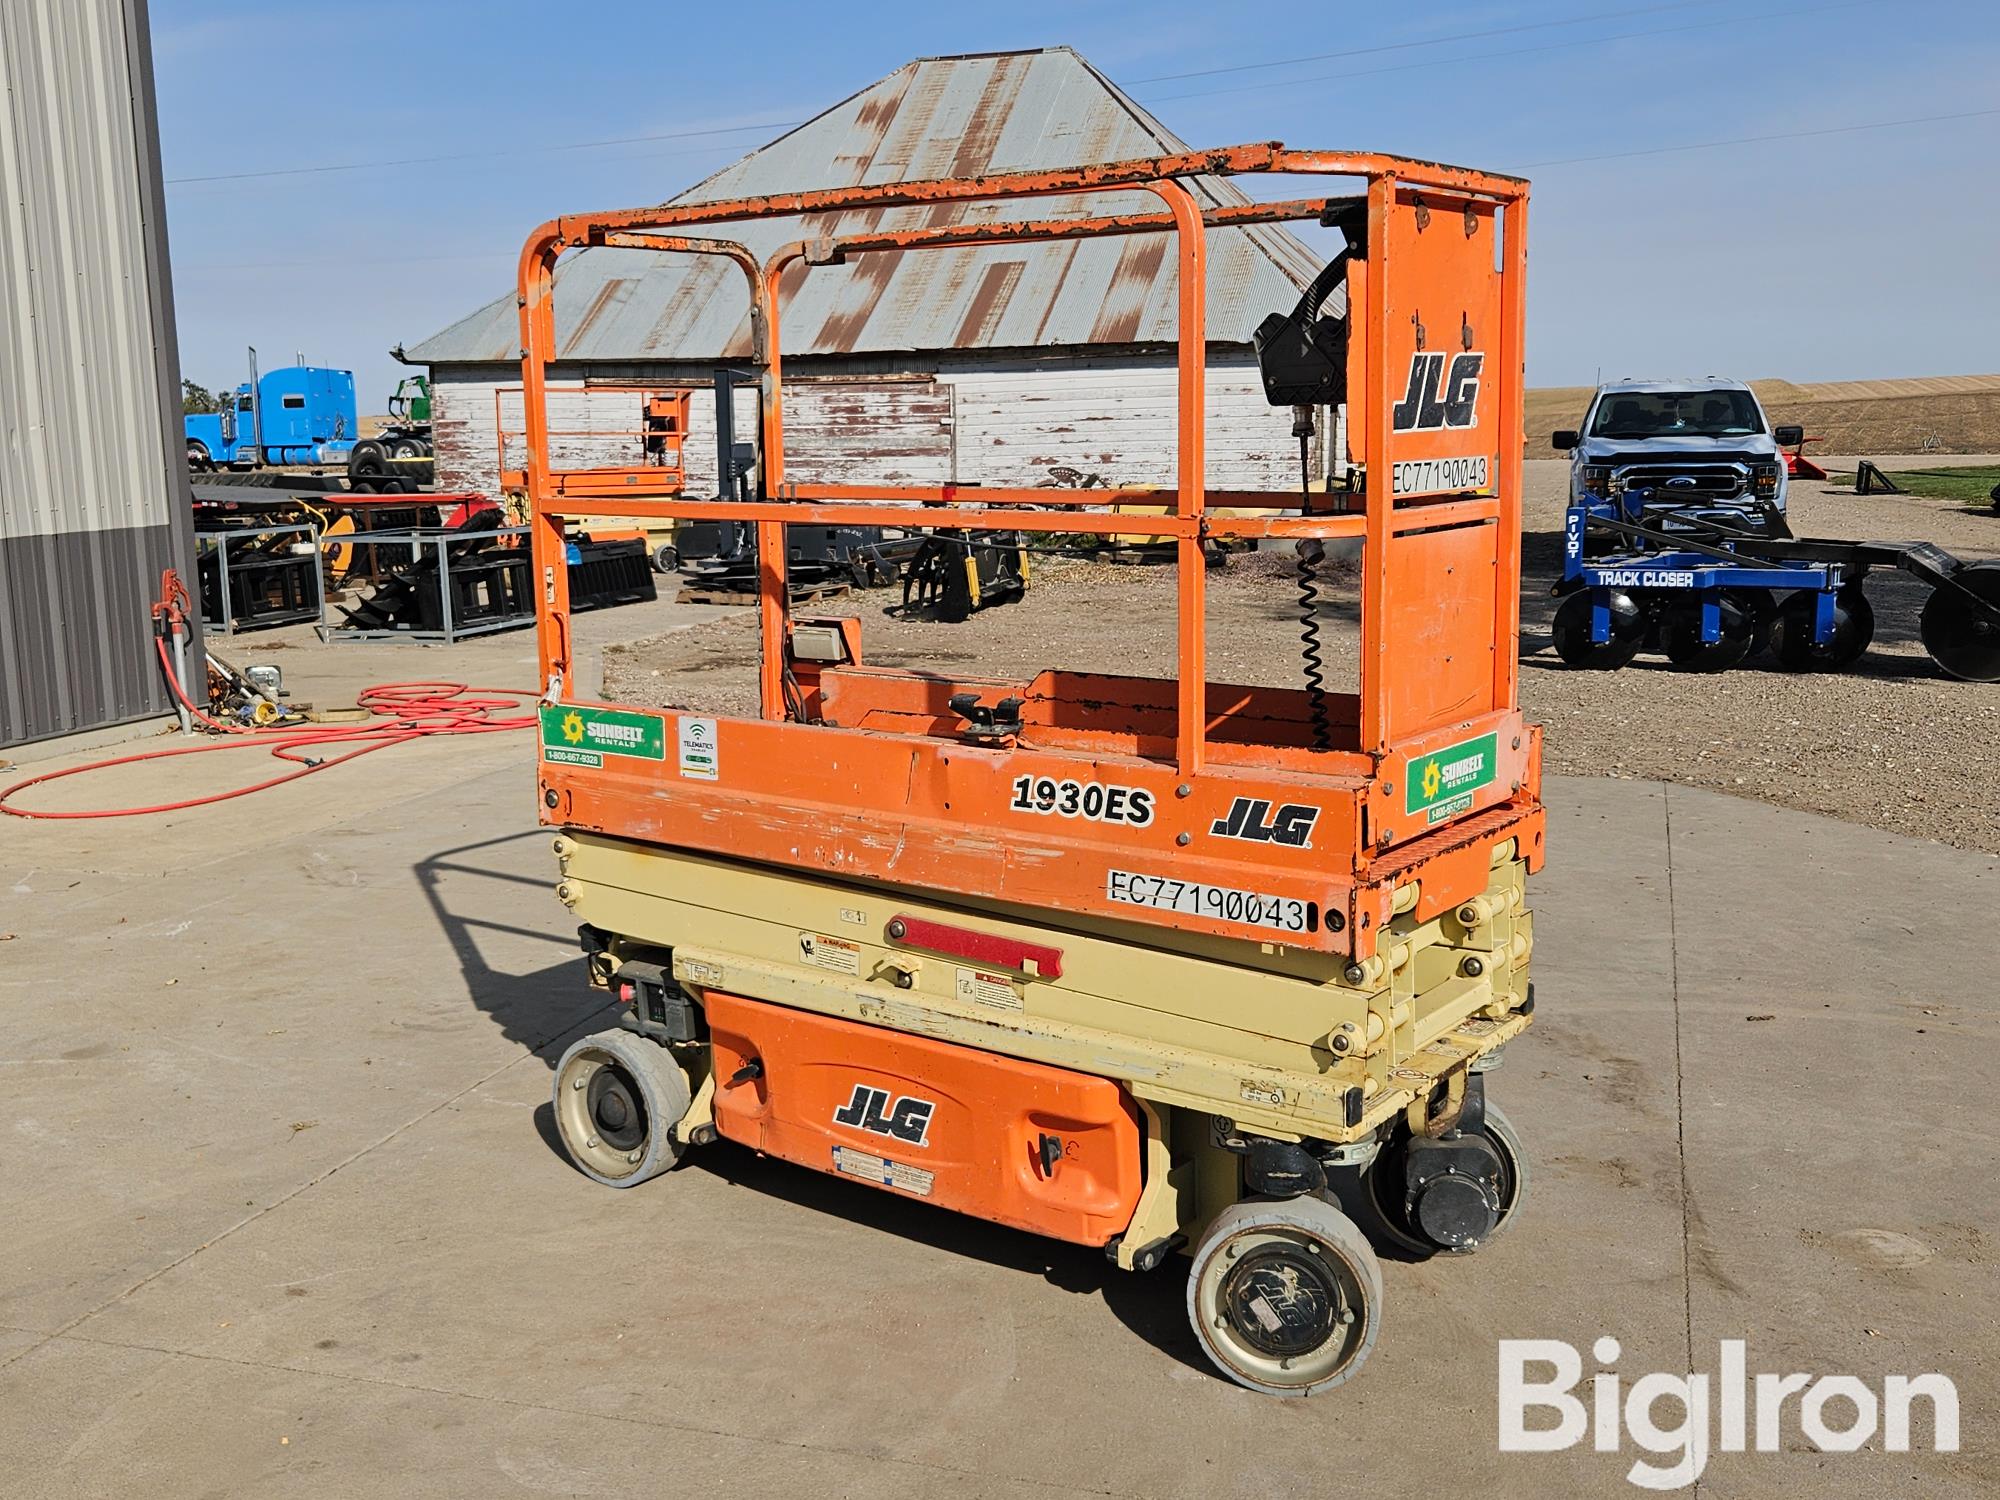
[185,349,360,469]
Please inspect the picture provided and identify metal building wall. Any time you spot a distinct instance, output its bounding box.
[0,0,198,748]
[428,352,1326,502]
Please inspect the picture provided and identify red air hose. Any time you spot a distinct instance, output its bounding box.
[1,608,538,819]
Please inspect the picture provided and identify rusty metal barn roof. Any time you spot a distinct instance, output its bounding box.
[407,47,1330,366]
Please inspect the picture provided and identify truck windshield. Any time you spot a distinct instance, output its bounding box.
[1588,390,1764,439]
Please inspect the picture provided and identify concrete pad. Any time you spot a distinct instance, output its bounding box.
[0,777,593,1332]
[0,1334,1075,1500]
[2,763,1996,1496]
[1657,785,2000,1495]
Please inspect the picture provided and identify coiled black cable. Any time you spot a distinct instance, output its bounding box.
[1294,429,1333,751]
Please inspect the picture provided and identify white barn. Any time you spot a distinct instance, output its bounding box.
[404,47,1343,500]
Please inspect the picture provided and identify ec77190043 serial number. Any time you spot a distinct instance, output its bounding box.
[1105,870,1316,933]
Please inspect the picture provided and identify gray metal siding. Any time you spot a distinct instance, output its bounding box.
[0,0,198,746]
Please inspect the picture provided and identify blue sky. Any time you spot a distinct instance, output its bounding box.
[152,0,2000,408]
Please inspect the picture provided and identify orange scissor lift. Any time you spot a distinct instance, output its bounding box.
[527,144,1542,1395]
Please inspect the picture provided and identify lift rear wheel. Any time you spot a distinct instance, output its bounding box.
[1770,588,1873,671]
[1919,565,2000,682]
[1186,1194,1382,1396]
[1551,590,1642,670]
[1357,1100,1531,1257]
[1662,593,1757,672]
[552,1029,691,1188]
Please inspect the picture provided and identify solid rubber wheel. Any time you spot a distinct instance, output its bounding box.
[1186,1194,1383,1396]
[652,543,681,574]
[1662,593,1756,671]
[1460,1101,1531,1250]
[1551,590,1642,670]
[1770,588,1873,671]
[552,1029,690,1188]
[1919,564,2000,682]
[1358,1136,1441,1259]
[1357,1100,1531,1258]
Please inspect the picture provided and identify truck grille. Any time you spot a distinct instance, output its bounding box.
[1610,461,1750,499]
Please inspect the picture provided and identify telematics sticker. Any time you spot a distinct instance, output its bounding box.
[832,1145,935,1197]
[1391,454,1490,497]
[1405,731,1500,825]
[1105,870,1314,934]
[677,716,719,780]
[539,705,666,767]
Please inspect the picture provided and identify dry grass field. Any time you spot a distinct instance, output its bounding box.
[1525,373,2000,457]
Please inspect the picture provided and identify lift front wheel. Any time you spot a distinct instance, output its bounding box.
[552,1029,691,1188]
[1919,565,2000,682]
[1186,1194,1383,1396]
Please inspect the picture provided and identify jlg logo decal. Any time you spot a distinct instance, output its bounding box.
[1210,797,1320,848]
[832,1084,935,1147]
[1392,351,1484,432]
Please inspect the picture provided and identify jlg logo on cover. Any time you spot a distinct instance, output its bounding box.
[1392,350,1483,431]
[832,1084,935,1147]
[1210,796,1320,848]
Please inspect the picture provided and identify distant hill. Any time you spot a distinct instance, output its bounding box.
[1524,374,2000,457]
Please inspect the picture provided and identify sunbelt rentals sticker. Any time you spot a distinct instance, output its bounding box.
[539,704,666,768]
[1406,732,1499,825]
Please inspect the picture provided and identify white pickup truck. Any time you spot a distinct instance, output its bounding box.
[1552,378,1803,536]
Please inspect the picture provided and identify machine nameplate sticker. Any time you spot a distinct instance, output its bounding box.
[832,1145,935,1197]
[1010,776,1154,826]
[1405,732,1500,825]
[677,716,719,780]
[800,932,861,975]
[540,705,665,767]
[955,967,1023,1013]
[1392,454,1489,497]
[1105,870,1314,934]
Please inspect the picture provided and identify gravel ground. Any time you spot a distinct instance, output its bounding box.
[603,458,2000,853]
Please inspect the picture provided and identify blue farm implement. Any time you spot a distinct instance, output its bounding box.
[1553,491,2000,681]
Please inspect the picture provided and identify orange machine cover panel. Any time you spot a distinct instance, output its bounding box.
[706,992,1144,1247]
